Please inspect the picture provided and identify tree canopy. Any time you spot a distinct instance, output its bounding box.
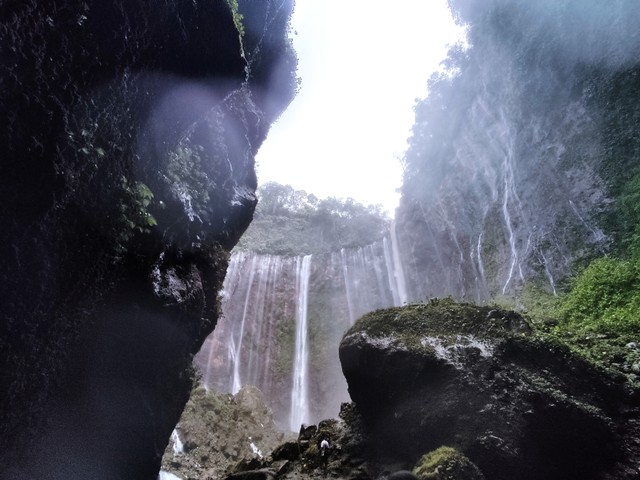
[235,182,390,256]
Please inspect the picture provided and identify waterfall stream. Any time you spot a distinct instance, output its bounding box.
[195,233,409,428]
[289,255,312,431]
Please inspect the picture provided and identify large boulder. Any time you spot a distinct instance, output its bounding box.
[339,299,633,480]
[0,1,296,478]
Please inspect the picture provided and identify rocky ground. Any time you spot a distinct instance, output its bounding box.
[163,393,491,480]
[160,385,294,479]
[162,299,640,480]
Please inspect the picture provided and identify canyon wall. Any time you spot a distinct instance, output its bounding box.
[0,1,296,478]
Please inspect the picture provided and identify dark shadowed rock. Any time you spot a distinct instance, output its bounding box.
[387,470,419,480]
[272,442,301,462]
[0,1,296,478]
[339,299,633,480]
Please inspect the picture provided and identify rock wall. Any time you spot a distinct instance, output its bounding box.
[395,0,640,301]
[0,1,296,478]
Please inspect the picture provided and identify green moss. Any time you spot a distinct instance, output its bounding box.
[546,327,640,391]
[413,446,485,480]
[116,176,157,249]
[347,298,528,342]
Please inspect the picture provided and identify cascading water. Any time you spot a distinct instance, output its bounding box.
[171,429,184,455]
[389,221,408,305]
[289,255,312,431]
[393,0,640,302]
[231,254,258,394]
[197,252,287,395]
[195,0,640,419]
[195,232,413,427]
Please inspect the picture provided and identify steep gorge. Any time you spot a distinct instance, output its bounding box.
[193,0,640,444]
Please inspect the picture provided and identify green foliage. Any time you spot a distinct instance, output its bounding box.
[556,256,640,333]
[119,176,157,239]
[226,0,245,55]
[347,298,529,352]
[548,327,640,390]
[274,319,296,377]
[413,446,485,480]
[166,143,210,215]
[493,281,560,326]
[236,182,390,255]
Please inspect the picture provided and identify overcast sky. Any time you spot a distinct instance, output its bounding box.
[255,1,464,216]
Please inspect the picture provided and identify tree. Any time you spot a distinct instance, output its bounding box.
[236,182,390,255]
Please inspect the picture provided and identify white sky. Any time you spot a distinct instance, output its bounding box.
[255,1,464,216]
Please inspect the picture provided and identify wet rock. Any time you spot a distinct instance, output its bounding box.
[226,468,277,480]
[386,470,419,480]
[272,442,301,461]
[0,0,297,477]
[339,299,631,480]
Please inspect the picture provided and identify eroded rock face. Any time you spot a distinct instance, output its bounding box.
[0,1,296,478]
[339,299,632,480]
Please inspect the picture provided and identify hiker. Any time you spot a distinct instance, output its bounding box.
[319,438,330,470]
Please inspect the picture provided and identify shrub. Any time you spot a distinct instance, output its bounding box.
[413,446,485,480]
[556,256,640,333]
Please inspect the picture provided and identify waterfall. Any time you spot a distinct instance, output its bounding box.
[195,236,414,427]
[231,254,258,394]
[340,248,356,325]
[197,252,286,395]
[201,252,245,390]
[158,472,182,480]
[389,222,408,305]
[171,429,184,455]
[290,255,312,431]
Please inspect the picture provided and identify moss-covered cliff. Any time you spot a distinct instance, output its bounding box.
[0,1,297,478]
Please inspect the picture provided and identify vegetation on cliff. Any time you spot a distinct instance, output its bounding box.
[394,0,640,306]
[236,181,390,255]
[161,384,290,479]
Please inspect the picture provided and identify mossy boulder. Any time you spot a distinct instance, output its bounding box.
[412,447,485,480]
[339,299,630,480]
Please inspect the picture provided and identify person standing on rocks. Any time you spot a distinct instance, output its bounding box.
[319,438,330,470]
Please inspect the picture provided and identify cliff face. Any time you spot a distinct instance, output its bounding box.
[395,0,640,301]
[0,1,296,478]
